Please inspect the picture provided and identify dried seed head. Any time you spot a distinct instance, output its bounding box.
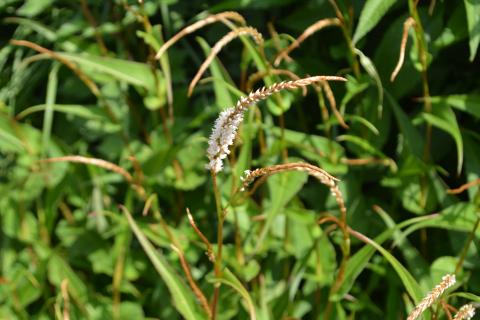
[407,274,456,320]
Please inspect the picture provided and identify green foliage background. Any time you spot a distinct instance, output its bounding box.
[1,0,480,319]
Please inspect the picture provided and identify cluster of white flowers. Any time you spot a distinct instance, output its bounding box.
[206,107,244,173]
[239,170,251,181]
[454,304,475,320]
[239,170,252,191]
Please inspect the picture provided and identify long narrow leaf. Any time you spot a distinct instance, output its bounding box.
[122,207,206,320]
[41,62,59,157]
[209,268,257,320]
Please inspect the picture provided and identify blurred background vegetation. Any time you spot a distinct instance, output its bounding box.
[1,0,480,319]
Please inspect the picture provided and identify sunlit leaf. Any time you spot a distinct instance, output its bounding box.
[422,104,463,174]
[353,0,397,44]
[463,0,480,61]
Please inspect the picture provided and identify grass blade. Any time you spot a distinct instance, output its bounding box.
[353,0,397,44]
[463,0,480,61]
[422,104,463,174]
[121,206,207,320]
[209,268,257,320]
[41,62,59,157]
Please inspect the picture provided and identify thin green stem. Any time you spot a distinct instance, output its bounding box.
[455,216,480,274]
[323,194,350,320]
[330,0,360,78]
[323,229,350,320]
[408,1,434,219]
[211,171,224,320]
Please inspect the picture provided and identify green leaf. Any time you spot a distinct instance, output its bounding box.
[355,48,384,116]
[209,268,257,320]
[0,115,26,152]
[353,0,397,44]
[344,115,380,135]
[16,0,54,17]
[335,215,433,300]
[337,134,387,158]
[400,179,437,215]
[422,104,463,174]
[4,17,57,41]
[42,62,60,157]
[5,263,42,308]
[374,206,429,279]
[464,134,480,199]
[270,127,347,174]
[350,230,423,302]
[395,202,480,243]
[426,95,480,118]
[196,37,235,109]
[16,104,110,121]
[253,168,308,254]
[463,0,480,61]
[122,207,207,320]
[118,302,145,320]
[386,91,424,158]
[57,53,159,92]
[268,169,308,214]
[450,292,480,303]
[137,25,174,117]
[48,254,89,312]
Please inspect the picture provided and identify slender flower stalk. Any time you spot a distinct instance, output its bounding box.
[207,76,345,319]
[240,162,339,191]
[41,155,145,197]
[210,171,224,320]
[170,244,212,318]
[274,18,341,66]
[155,11,246,59]
[407,274,456,320]
[241,162,347,237]
[246,68,307,95]
[206,76,347,174]
[188,26,264,96]
[186,208,215,262]
[453,304,476,320]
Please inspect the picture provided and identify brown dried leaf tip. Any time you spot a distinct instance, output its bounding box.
[391,17,416,82]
